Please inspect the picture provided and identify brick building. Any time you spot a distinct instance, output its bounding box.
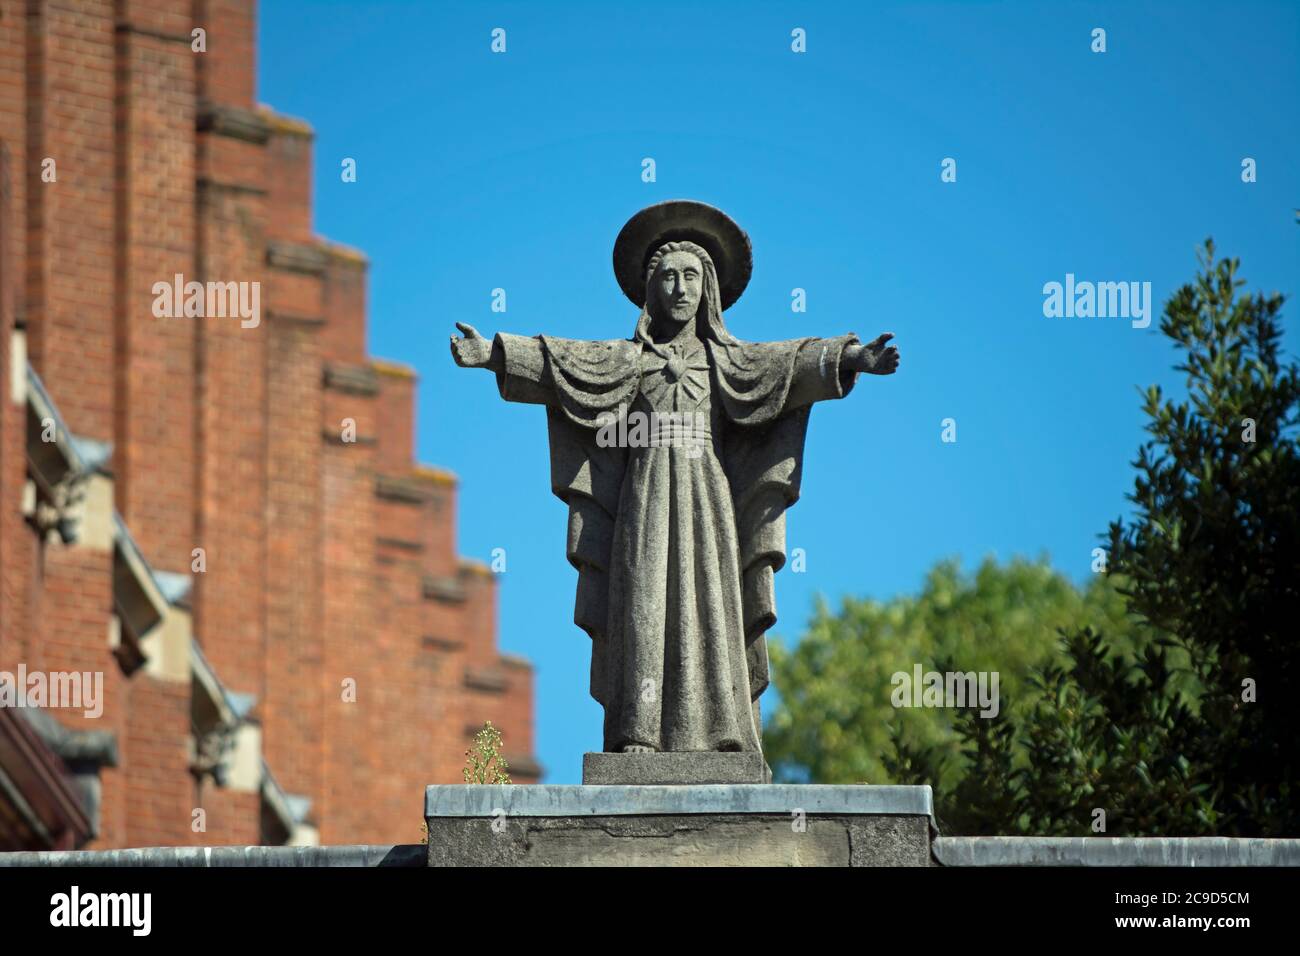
[0,0,538,851]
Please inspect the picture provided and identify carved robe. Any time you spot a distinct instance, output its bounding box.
[493,326,860,752]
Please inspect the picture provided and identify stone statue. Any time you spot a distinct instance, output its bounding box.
[451,200,899,760]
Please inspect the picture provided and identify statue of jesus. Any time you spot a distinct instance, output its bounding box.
[451,200,899,757]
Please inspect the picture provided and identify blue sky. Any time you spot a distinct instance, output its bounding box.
[259,1,1298,784]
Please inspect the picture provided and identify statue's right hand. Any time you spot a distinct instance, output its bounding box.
[450,322,493,368]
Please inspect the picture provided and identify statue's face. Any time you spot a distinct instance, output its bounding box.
[651,251,704,326]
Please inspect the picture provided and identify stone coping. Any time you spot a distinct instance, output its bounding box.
[0,845,424,867]
[425,784,934,820]
[4,834,1296,867]
[934,836,1300,867]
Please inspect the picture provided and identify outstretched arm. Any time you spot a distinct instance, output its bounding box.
[451,322,557,405]
[774,331,901,414]
[842,332,900,376]
[449,322,503,372]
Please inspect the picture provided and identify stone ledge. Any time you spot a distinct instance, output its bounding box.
[462,667,508,693]
[934,836,1300,867]
[320,428,376,446]
[259,106,315,139]
[423,785,936,867]
[7,835,1294,867]
[0,845,425,867]
[422,573,467,603]
[426,783,934,819]
[267,239,329,276]
[114,22,194,46]
[196,102,271,144]
[322,362,379,396]
[426,813,930,867]
[375,473,430,504]
[423,635,465,652]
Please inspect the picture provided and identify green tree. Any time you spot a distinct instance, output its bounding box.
[763,556,1139,791]
[1101,240,1298,833]
[887,241,1298,836]
[769,242,1298,837]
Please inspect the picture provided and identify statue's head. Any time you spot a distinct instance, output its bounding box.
[638,240,736,345]
[614,201,750,348]
[648,246,705,327]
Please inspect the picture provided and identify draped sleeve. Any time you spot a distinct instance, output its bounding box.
[492,332,555,405]
[707,333,863,704]
[782,333,862,410]
[707,333,860,423]
[491,332,641,681]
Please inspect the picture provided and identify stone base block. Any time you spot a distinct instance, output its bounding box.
[425,784,934,867]
[582,750,772,785]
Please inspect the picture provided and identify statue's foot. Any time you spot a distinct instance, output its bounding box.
[620,743,656,753]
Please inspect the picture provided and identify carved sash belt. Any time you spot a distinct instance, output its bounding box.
[644,410,711,449]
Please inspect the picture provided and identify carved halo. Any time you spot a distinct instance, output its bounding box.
[612,200,753,311]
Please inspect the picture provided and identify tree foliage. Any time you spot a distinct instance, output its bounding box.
[764,556,1139,791]
[768,242,1299,836]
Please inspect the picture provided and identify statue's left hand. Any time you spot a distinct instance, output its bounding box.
[450,322,495,369]
[848,332,900,375]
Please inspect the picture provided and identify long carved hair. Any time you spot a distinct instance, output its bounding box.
[633,240,738,359]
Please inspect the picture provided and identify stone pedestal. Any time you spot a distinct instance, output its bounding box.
[425,784,934,867]
[582,750,772,785]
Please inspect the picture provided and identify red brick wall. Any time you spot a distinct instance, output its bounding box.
[0,0,539,851]
[263,314,325,809]
[319,375,379,840]
[0,8,24,656]
[122,677,208,848]
[193,157,269,701]
[115,7,197,573]
[25,0,117,440]
[321,251,367,363]
[0,137,27,653]
[194,0,256,108]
